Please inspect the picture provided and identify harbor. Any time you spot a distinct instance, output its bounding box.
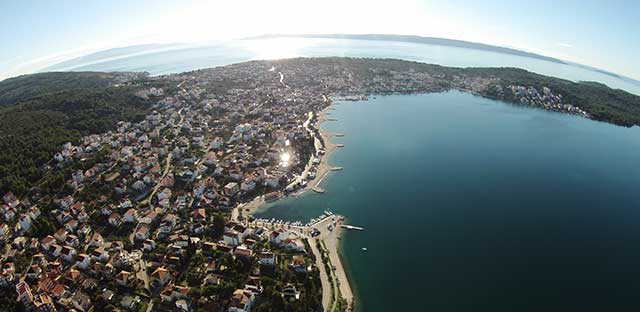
[239,101,358,310]
[248,210,361,311]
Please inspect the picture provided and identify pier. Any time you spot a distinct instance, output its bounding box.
[340,224,364,231]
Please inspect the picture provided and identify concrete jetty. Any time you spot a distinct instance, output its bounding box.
[340,224,364,231]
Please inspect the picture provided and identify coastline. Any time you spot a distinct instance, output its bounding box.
[237,101,338,217]
[235,101,355,310]
[311,103,339,189]
[311,216,355,311]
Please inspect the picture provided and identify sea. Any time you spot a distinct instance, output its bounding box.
[49,38,640,311]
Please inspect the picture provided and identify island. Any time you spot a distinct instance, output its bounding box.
[0,57,639,311]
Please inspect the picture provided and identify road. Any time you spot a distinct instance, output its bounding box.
[310,236,334,310]
[146,106,184,208]
[285,111,317,190]
[278,71,289,88]
[314,217,354,311]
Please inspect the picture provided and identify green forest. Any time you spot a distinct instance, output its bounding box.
[463,67,640,127]
[0,73,158,195]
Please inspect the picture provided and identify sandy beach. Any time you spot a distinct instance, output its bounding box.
[311,216,355,311]
[233,101,354,310]
[310,103,339,188]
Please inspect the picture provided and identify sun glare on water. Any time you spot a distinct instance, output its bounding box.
[245,38,308,60]
[280,152,291,167]
[280,152,291,162]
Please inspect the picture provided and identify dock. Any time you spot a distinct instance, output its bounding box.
[340,224,364,231]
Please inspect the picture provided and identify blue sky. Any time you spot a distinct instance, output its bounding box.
[1,0,639,80]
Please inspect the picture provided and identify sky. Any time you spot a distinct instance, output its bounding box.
[1,0,639,80]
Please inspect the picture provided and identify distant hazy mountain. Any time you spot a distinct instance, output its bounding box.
[42,33,639,87]
[43,43,186,71]
[249,34,568,64]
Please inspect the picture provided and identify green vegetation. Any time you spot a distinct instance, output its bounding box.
[464,67,640,127]
[0,73,159,195]
[279,57,640,127]
[2,60,639,197]
[0,71,144,106]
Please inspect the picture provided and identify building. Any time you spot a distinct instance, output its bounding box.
[258,252,276,266]
[16,281,34,311]
[228,289,255,312]
[224,182,240,196]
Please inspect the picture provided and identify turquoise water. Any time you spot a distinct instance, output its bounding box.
[256,91,640,311]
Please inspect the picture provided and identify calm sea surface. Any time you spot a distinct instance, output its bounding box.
[256,92,640,311]
[54,39,640,310]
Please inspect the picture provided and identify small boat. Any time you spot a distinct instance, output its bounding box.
[362,248,367,251]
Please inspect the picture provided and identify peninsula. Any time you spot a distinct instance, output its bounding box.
[1,57,640,311]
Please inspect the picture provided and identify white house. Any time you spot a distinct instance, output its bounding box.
[223,231,241,247]
[72,170,84,184]
[18,215,32,232]
[61,246,76,262]
[240,180,256,192]
[135,226,150,241]
[258,252,276,266]
[123,209,137,223]
[265,176,279,188]
[224,182,240,197]
[269,230,289,245]
[76,254,91,270]
[210,137,223,150]
[143,239,156,252]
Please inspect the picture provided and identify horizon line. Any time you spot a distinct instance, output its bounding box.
[2,33,639,85]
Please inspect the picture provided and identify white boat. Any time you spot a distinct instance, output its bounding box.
[362,248,367,251]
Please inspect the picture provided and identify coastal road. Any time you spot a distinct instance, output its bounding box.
[310,237,334,310]
[285,111,317,190]
[315,217,354,311]
[249,215,353,310]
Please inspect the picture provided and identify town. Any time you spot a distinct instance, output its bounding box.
[0,57,598,312]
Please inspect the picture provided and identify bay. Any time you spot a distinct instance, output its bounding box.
[256,91,640,311]
[47,38,640,310]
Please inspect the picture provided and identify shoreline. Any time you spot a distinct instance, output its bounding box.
[311,215,355,311]
[237,101,339,217]
[234,100,355,310]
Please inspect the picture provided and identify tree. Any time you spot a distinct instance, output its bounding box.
[212,213,225,238]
